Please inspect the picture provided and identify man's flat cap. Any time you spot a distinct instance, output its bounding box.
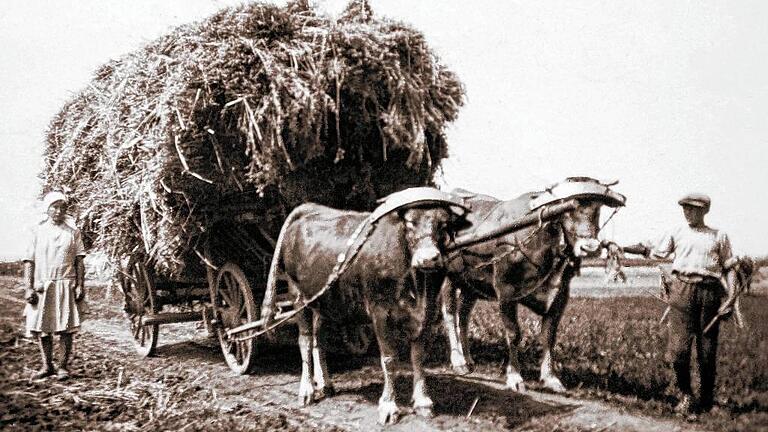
[678,193,711,208]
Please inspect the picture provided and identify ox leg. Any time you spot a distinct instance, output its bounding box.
[457,292,477,373]
[371,312,400,425]
[411,335,434,418]
[500,299,526,392]
[539,286,570,393]
[441,281,471,374]
[312,313,334,400]
[412,273,442,418]
[296,308,315,406]
[379,354,400,425]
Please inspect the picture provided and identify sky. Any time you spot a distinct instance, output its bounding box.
[1,0,767,260]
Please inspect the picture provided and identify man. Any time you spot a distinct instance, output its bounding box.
[620,193,736,414]
[24,191,86,380]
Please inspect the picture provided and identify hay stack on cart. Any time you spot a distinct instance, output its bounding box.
[41,0,464,372]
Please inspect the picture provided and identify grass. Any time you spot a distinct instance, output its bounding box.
[462,293,768,431]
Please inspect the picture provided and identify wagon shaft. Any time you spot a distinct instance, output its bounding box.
[225,309,296,339]
[448,199,579,252]
[140,311,203,326]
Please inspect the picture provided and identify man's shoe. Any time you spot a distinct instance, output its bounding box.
[33,367,55,380]
[698,396,716,413]
[674,395,693,415]
[56,368,70,380]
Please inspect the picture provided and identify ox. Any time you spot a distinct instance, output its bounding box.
[441,177,625,393]
[264,188,468,424]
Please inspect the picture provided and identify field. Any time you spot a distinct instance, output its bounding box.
[1,267,767,431]
[571,265,667,297]
[463,266,768,431]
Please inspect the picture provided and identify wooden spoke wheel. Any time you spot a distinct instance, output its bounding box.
[213,263,259,374]
[122,255,159,357]
[342,324,374,356]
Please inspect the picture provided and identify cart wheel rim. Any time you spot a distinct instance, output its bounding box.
[124,255,159,357]
[213,263,258,374]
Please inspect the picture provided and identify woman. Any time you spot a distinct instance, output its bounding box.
[24,191,86,380]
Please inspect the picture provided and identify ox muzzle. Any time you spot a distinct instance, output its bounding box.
[410,239,445,270]
[573,237,601,257]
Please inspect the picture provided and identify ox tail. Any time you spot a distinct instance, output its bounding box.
[260,205,306,332]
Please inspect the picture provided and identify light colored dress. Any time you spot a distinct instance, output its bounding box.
[24,218,86,335]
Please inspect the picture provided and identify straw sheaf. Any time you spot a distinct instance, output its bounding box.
[42,0,464,277]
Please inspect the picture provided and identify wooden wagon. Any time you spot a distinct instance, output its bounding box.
[117,198,373,375]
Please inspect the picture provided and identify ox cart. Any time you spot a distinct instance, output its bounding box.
[117,186,590,375]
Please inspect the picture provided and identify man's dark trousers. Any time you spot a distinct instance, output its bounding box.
[666,274,723,411]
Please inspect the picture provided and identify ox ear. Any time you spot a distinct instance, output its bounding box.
[449,212,473,233]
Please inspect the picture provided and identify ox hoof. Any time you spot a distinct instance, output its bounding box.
[378,400,400,425]
[452,362,475,376]
[414,405,434,419]
[505,374,527,393]
[541,376,567,393]
[299,389,315,406]
[313,385,335,401]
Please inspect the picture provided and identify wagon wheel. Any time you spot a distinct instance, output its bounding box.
[213,263,259,374]
[342,324,374,356]
[122,255,159,357]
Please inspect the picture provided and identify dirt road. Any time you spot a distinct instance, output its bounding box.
[0,281,706,431]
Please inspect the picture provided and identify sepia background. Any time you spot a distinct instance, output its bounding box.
[1,0,767,260]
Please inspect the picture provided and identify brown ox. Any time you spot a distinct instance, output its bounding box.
[265,190,467,424]
[441,178,624,393]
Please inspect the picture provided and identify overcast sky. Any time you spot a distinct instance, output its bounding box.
[1,0,767,260]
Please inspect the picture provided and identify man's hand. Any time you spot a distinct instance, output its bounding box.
[25,289,38,305]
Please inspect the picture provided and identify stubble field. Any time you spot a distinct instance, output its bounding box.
[460,266,768,431]
[1,266,767,431]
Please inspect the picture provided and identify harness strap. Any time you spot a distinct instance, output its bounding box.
[599,206,620,231]
[470,221,551,270]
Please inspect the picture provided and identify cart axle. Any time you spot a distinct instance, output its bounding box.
[141,311,203,326]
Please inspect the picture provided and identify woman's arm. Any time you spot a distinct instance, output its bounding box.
[75,256,86,301]
[23,260,37,303]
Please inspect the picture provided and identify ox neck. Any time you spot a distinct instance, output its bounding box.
[517,218,578,270]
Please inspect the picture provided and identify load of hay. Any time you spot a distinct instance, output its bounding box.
[42,0,463,278]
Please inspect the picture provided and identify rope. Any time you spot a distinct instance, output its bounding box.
[470,220,550,270]
[462,199,615,302]
[599,206,620,231]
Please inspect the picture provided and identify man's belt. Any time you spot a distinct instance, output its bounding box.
[672,271,721,285]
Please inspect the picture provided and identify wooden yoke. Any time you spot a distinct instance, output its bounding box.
[370,187,468,222]
[447,199,579,253]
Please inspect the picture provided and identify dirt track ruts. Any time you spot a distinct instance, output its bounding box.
[1,288,706,432]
